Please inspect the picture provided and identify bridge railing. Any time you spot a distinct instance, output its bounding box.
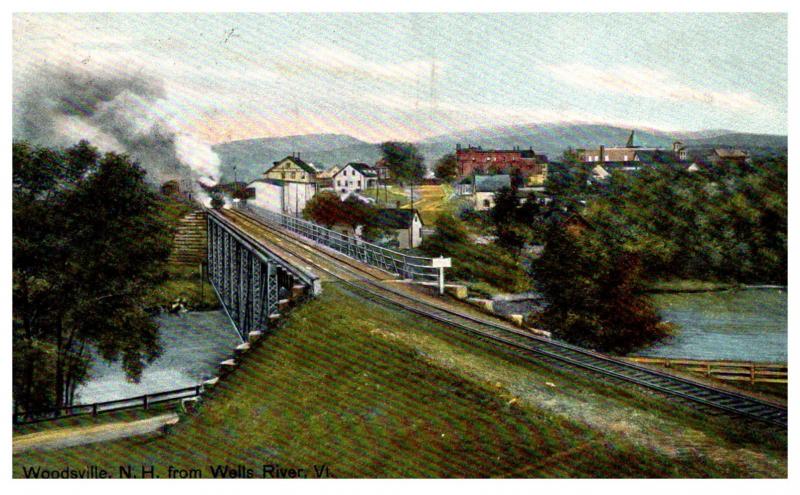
[242,204,448,284]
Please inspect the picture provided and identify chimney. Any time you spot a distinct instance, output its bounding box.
[599,145,605,163]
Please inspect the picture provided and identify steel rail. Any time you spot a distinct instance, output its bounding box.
[222,209,788,428]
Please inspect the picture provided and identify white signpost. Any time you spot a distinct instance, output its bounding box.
[431,257,453,295]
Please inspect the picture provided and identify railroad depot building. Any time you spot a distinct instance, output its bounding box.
[246,155,319,216]
[332,162,379,195]
[455,144,548,186]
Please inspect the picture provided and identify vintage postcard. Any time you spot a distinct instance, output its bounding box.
[10,9,789,482]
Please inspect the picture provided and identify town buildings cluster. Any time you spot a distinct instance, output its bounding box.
[179,130,753,250]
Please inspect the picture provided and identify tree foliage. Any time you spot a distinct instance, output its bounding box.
[583,156,787,284]
[534,153,786,351]
[13,140,172,413]
[421,212,531,293]
[434,153,458,181]
[303,191,376,229]
[489,187,544,254]
[534,218,671,353]
[380,142,426,184]
[302,192,390,241]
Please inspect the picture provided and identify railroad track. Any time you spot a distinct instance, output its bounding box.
[221,208,788,428]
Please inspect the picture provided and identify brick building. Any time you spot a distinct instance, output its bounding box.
[455,145,548,185]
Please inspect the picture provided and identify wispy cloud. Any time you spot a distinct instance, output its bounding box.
[275,43,440,83]
[546,63,765,112]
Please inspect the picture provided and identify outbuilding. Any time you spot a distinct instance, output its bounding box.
[375,208,424,249]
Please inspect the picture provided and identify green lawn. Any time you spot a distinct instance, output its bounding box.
[13,282,786,478]
[361,185,409,206]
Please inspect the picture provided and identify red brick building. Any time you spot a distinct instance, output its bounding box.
[455,145,548,185]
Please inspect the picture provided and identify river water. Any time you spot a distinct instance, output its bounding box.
[490,288,787,363]
[74,311,241,405]
[635,289,787,362]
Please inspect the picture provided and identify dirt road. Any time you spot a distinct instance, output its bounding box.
[13,413,179,454]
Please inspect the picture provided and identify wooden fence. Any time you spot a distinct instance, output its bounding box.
[13,385,202,425]
[624,357,787,385]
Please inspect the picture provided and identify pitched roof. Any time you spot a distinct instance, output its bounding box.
[580,147,639,162]
[344,162,378,177]
[474,174,511,192]
[270,155,318,174]
[316,165,340,179]
[375,208,422,229]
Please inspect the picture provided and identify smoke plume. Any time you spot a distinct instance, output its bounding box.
[13,64,220,194]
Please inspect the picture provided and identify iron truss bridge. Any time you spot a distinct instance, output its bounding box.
[207,209,321,341]
[242,205,451,293]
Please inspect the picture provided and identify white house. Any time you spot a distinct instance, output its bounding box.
[333,163,379,195]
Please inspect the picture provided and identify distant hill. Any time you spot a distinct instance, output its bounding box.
[682,133,787,149]
[212,133,378,182]
[213,125,786,181]
[417,123,687,162]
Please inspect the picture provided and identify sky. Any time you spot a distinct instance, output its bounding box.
[12,13,788,144]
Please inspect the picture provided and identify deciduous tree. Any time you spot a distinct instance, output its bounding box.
[13,140,172,414]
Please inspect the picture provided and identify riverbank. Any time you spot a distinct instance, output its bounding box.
[644,278,787,294]
[645,279,739,293]
[143,263,220,312]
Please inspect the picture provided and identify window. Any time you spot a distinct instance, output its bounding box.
[605,155,609,161]
[337,180,341,186]
[483,199,491,208]
[623,155,628,161]
[290,172,296,179]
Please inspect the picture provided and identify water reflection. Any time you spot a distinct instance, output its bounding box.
[75,310,241,404]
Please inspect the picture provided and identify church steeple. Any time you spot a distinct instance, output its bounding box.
[626,130,635,148]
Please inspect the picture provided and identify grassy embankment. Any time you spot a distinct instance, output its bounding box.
[144,195,220,312]
[14,282,786,478]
